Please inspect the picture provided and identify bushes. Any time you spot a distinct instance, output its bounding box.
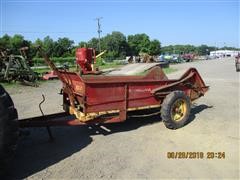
[33,56,122,67]
[33,57,75,66]
[32,56,124,69]
[95,57,105,67]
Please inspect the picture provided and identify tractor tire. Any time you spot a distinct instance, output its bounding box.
[161,91,191,129]
[0,85,19,175]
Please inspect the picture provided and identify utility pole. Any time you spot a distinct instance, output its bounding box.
[95,17,103,52]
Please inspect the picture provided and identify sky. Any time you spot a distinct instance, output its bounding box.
[0,0,239,47]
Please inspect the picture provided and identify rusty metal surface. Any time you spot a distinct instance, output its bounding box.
[0,48,38,85]
[152,68,209,100]
[37,53,208,127]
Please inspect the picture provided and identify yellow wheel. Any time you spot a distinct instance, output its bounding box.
[171,99,187,122]
[161,91,191,129]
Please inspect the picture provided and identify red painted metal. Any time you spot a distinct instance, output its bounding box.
[42,71,58,80]
[75,48,100,74]
[59,66,208,123]
[76,48,94,73]
[20,49,208,128]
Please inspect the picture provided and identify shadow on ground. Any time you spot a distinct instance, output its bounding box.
[95,104,213,135]
[187,104,213,125]
[5,104,211,179]
[5,126,92,179]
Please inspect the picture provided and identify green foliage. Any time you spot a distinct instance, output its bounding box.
[127,33,150,55]
[104,51,119,61]
[53,37,74,57]
[161,44,217,55]
[161,45,197,55]
[88,38,99,51]
[1,33,239,64]
[127,34,161,56]
[102,31,128,56]
[0,34,75,59]
[78,41,87,48]
[88,31,128,60]
[197,44,212,55]
[219,46,239,50]
[10,34,28,52]
[162,67,177,74]
[98,61,122,69]
[161,44,238,56]
[149,39,161,55]
[0,34,11,49]
[95,57,105,66]
[0,34,31,54]
[33,57,75,66]
[42,36,55,56]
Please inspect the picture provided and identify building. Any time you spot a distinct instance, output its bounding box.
[210,50,240,57]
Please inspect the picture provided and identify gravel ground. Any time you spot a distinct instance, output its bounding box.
[3,57,239,179]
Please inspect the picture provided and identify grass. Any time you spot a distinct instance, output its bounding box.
[33,63,122,74]
[0,82,18,88]
[34,68,51,74]
[33,64,176,74]
[98,63,122,69]
[33,66,76,74]
[163,67,177,74]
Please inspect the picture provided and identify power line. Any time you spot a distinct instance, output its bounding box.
[0,30,89,34]
[94,17,103,52]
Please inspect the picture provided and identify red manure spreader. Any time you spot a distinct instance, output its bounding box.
[0,48,209,174]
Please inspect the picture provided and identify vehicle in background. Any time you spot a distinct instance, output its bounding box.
[235,53,240,72]
[207,55,219,60]
[181,53,195,62]
[160,54,184,64]
[197,55,208,60]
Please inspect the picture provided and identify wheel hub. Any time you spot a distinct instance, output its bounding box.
[171,99,187,121]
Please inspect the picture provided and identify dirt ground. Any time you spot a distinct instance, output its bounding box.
[3,57,239,179]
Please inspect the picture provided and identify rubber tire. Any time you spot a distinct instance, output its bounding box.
[0,85,19,175]
[161,91,191,129]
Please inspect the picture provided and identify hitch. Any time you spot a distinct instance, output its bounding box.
[39,94,54,141]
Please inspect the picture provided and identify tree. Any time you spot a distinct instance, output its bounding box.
[34,38,43,47]
[33,38,43,57]
[101,31,128,60]
[10,34,24,49]
[42,36,55,56]
[10,34,31,53]
[0,34,11,49]
[88,38,99,51]
[0,34,32,55]
[127,33,150,55]
[78,41,87,48]
[161,45,173,55]
[54,37,74,57]
[149,39,161,55]
[161,44,197,55]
